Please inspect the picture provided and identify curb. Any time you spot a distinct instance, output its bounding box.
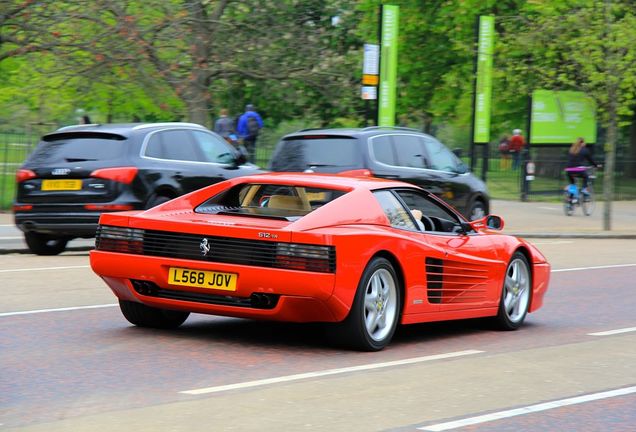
[509,232,636,239]
[0,246,93,255]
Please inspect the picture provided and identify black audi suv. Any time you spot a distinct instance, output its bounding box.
[268,127,489,220]
[14,122,262,255]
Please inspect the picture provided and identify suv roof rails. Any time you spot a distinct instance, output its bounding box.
[133,122,206,130]
[361,126,421,132]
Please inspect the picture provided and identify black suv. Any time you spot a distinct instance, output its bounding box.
[268,127,489,220]
[14,122,262,255]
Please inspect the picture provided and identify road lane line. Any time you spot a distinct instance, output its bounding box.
[0,236,23,239]
[588,327,636,336]
[552,263,636,273]
[180,350,484,395]
[0,304,117,317]
[418,386,636,431]
[0,265,90,273]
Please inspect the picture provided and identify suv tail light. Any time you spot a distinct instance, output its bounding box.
[16,169,37,183]
[90,167,138,184]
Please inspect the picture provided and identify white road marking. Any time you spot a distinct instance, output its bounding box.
[588,327,636,336]
[418,386,636,431]
[531,240,574,245]
[0,265,90,273]
[0,304,117,317]
[552,263,636,273]
[538,206,559,211]
[0,236,23,240]
[180,350,484,395]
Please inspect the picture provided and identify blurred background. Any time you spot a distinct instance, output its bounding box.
[2,0,636,209]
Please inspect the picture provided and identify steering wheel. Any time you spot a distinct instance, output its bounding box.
[420,215,434,232]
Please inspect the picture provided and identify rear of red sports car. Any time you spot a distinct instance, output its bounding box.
[90,175,388,324]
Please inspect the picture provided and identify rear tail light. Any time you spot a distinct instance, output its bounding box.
[90,167,138,184]
[85,204,135,211]
[16,169,37,183]
[13,204,33,211]
[275,243,335,273]
[95,225,144,254]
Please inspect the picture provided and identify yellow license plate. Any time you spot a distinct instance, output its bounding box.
[41,179,82,191]
[168,267,237,291]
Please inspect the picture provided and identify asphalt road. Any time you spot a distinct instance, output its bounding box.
[1,239,636,431]
[0,223,93,253]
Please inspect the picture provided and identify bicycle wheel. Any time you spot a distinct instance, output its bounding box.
[581,186,595,216]
[563,191,574,216]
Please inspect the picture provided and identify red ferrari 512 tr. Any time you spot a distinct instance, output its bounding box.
[90,172,550,351]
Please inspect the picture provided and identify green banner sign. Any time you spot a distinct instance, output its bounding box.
[530,90,597,144]
[473,15,495,143]
[378,5,399,127]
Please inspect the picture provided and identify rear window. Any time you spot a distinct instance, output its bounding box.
[196,183,347,221]
[27,134,128,164]
[269,136,362,172]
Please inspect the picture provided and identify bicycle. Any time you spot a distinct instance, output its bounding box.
[563,166,596,216]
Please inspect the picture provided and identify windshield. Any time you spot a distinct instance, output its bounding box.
[196,183,347,220]
[27,135,128,164]
[269,136,362,172]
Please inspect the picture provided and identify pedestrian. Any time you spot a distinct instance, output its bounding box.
[566,137,600,194]
[214,108,235,142]
[498,135,511,170]
[237,104,263,163]
[509,129,525,170]
[80,115,92,124]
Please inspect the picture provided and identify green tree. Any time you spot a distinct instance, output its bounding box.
[498,0,636,229]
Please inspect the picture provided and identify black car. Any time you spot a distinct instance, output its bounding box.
[14,122,262,255]
[268,127,489,220]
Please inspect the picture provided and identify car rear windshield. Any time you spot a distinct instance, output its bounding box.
[269,136,362,172]
[195,183,347,221]
[27,133,128,164]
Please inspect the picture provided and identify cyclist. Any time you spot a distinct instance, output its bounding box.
[565,137,601,198]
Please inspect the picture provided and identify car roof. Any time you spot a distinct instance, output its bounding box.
[235,172,420,191]
[282,126,425,139]
[48,122,208,139]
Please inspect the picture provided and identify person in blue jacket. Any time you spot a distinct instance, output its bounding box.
[237,104,263,163]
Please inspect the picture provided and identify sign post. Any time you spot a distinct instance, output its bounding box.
[361,43,380,126]
[378,5,399,127]
[470,15,495,178]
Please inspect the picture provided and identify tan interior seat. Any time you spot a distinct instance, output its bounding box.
[268,195,305,210]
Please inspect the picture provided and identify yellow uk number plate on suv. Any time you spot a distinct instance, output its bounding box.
[168,267,237,291]
[41,179,82,191]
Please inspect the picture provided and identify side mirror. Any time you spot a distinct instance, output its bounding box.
[469,214,505,231]
[455,162,468,174]
[486,215,504,230]
[234,147,248,166]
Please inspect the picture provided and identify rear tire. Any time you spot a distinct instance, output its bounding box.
[24,232,68,255]
[119,300,189,329]
[582,186,595,216]
[335,257,401,351]
[495,252,531,330]
[468,200,486,221]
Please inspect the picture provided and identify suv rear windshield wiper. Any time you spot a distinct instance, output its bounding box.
[65,158,97,162]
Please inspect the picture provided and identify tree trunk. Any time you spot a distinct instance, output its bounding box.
[628,110,636,177]
[602,90,617,231]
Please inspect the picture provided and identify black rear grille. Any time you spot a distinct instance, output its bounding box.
[96,226,336,273]
[143,229,280,266]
